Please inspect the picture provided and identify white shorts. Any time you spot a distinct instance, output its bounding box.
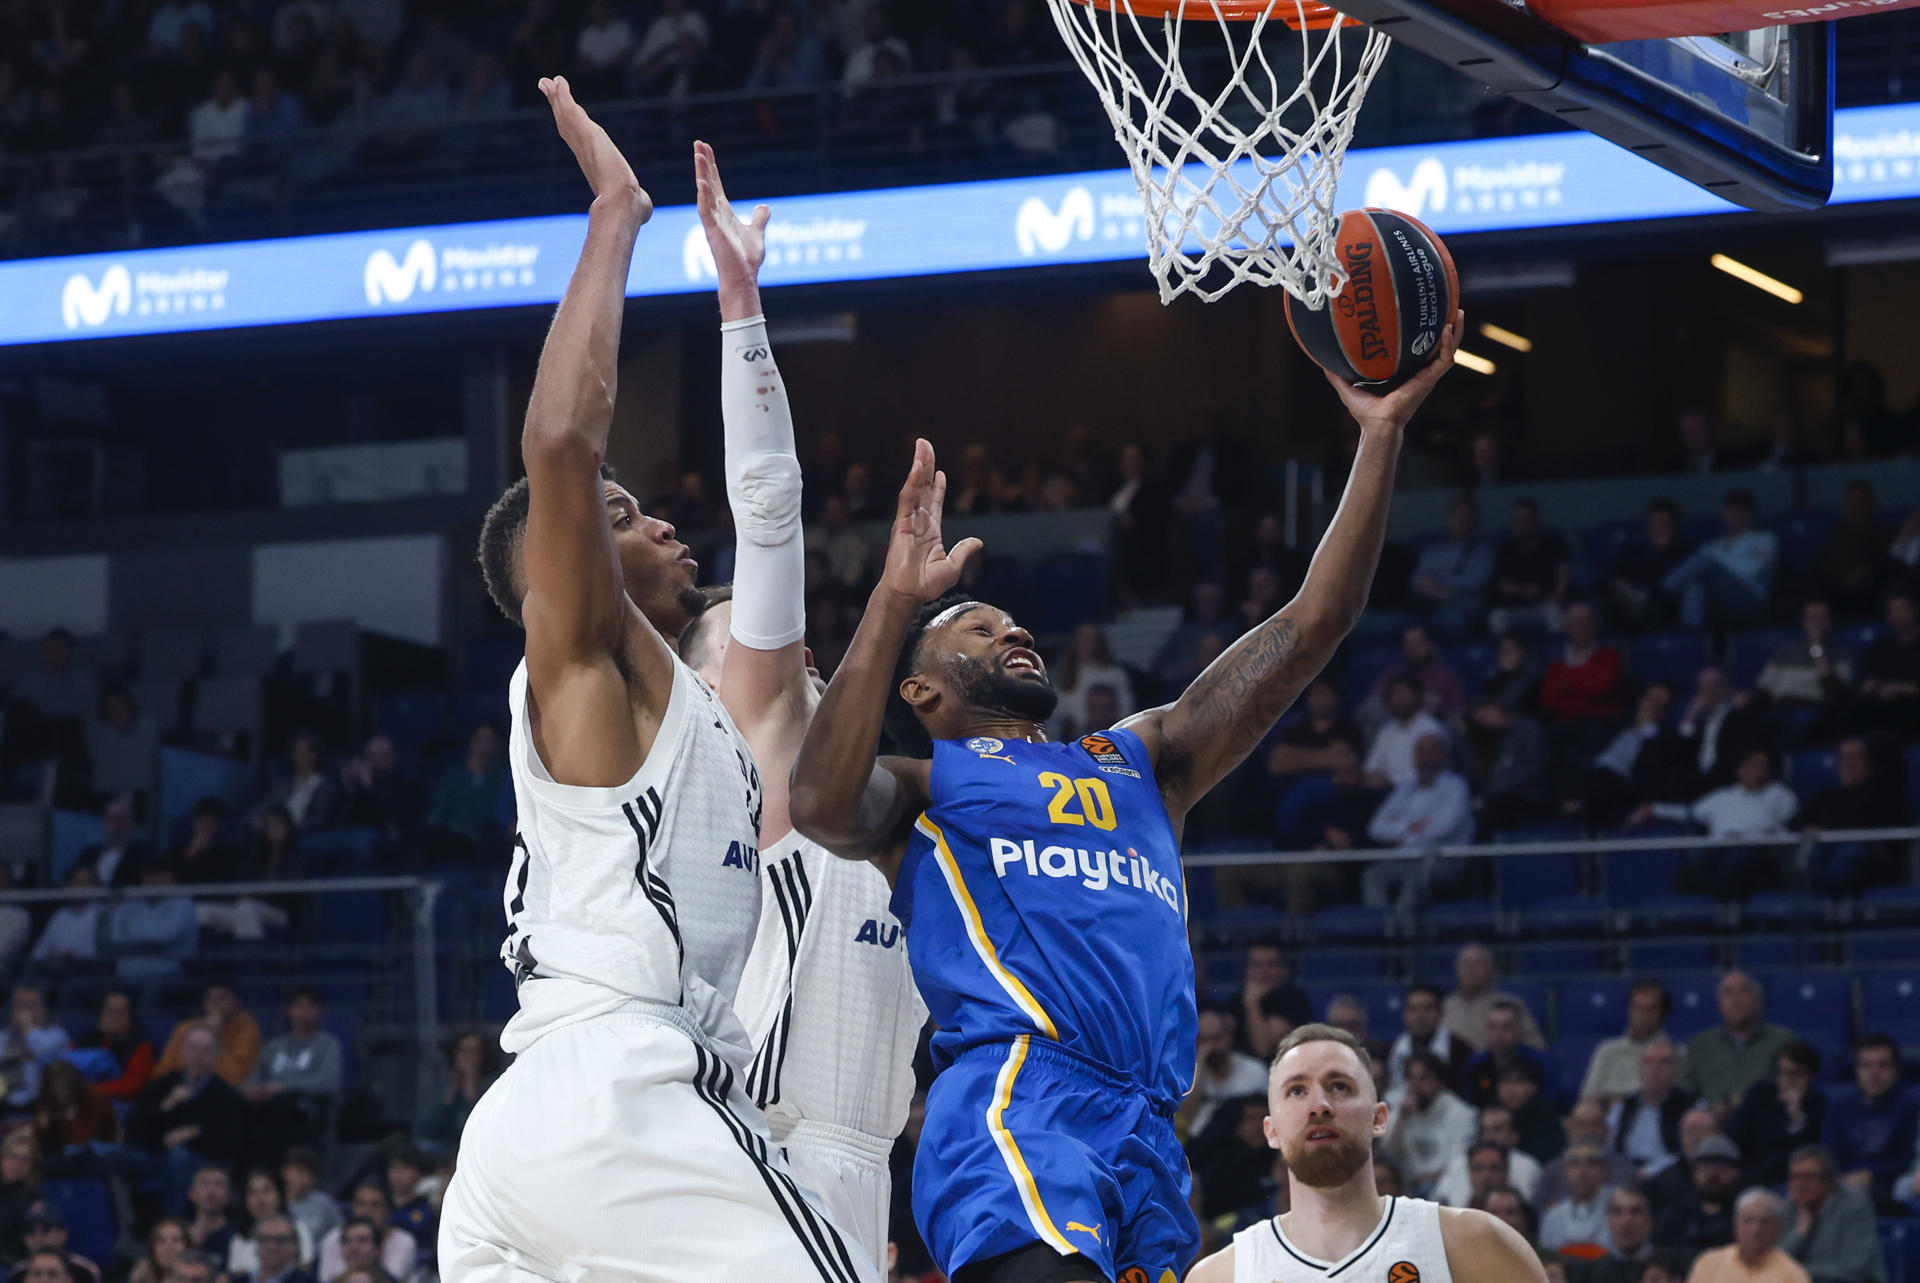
[439,1004,877,1283]
[779,1120,895,1280]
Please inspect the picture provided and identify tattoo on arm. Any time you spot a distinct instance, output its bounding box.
[1160,614,1313,787]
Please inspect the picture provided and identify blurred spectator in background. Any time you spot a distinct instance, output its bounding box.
[1382,1051,1477,1196]
[1389,984,1473,1096]
[1653,1133,1744,1252]
[1604,500,1689,634]
[281,1149,342,1246]
[86,686,158,811]
[76,794,151,889]
[1110,443,1170,604]
[31,1060,117,1156]
[127,1220,186,1283]
[1633,748,1798,891]
[1608,1040,1695,1178]
[1888,509,1920,580]
[1453,1143,1516,1215]
[1155,583,1235,693]
[340,734,419,836]
[1781,1146,1885,1283]
[1725,1042,1826,1189]
[182,1166,233,1262]
[242,989,342,1167]
[1756,600,1855,742]
[1662,491,1777,634]
[129,1026,245,1216]
[1226,941,1311,1062]
[318,1188,415,1283]
[1498,1059,1566,1164]
[1264,682,1362,807]
[1363,677,1448,791]
[416,1031,498,1165]
[232,1210,314,1283]
[1190,1096,1280,1221]
[155,986,261,1088]
[1540,1144,1616,1255]
[1488,499,1570,636]
[1324,995,1385,1063]
[426,724,506,861]
[1267,743,1383,909]
[14,630,97,726]
[1445,943,1546,1051]
[1364,627,1466,731]
[1477,1185,1536,1245]
[0,991,70,1112]
[1583,981,1681,1104]
[1668,667,1773,798]
[1180,1009,1268,1138]
[11,1200,101,1283]
[1570,684,1681,829]
[76,991,154,1103]
[0,868,25,977]
[572,0,636,98]
[1821,1034,1918,1213]
[1580,1188,1657,1283]
[386,1144,435,1259]
[28,867,103,972]
[0,1131,42,1262]
[1234,568,1285,638]
[808,495,869,593]
[1683,972,1797,1115]
[1538,1101,1637,1207]
[1411,495,1494,638]
[1435,1106,1542,1207]
[1540,602,1630,734]
[1362,733,1474,912]
[1857,589,1920,735]
[1686,1190,1805,1283]
[1676,410,1722,475]
[1464,633,1550,832]
[168,798,239,885]
[1796,738,1914,894]
[1049,624,1135,740]
[633,0,712,96]
[1816,482,1892,618]
[255,733,338,834]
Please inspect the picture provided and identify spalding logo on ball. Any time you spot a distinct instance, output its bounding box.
[1286,208,1459,392]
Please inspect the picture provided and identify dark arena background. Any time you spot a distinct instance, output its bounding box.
[1,1,1919,1281]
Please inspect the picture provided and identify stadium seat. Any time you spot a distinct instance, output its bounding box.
[1440,643,1499,689]
[373,690,444,759]
[484,965,519,1023]
[1519,895,1609,936]
[1664,974,1724,1038]
[1295,950,1384,981]
[139,625,207,683]
[1627,633,1711,692]
[1628,940,1716,972]
[1558,1036,1602,1099]
[1766,974,1852,1046]
[1497,848,1582,910]
[1733,933,1800,970]
[1878,1219,1911,1283]
[314,890,390,943]
[1502,980,1550,1028]
[1423,902,1498,939]
[1635,893,1721,930]
[1726,626,1799,688]
[1791,748,1840,799]
[1769,511,1839,579]
[215,624,281,677]
[1559,980,1632,1037]
[1603,847,1683,907]
[1580,519,1640,579]
[1344,983,1406,1036]
[462,634,523,695]
[1837,622,1885,658]
[1339,644,1402,709]
[1858,883,1920,926]
[1306,905,1390,942]
[1740,892,1813,928]
[1863,971,1920,1047]
[42,1181,114,1265]
[1026,553,1109,636]
[1852,934,1920,966]
[1514,944,1607,976]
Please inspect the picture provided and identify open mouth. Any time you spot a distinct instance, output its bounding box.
[1305,1127,1341,1143]
[1003,648,1043,676]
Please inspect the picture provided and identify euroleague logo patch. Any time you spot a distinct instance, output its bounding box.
[1080,734,1141,779]
[1389,1262,1421,1283]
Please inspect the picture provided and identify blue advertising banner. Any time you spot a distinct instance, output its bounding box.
[7,101,1919,347]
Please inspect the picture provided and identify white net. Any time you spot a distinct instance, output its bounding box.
[1041,0,1391,307]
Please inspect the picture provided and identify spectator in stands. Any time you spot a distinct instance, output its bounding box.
[76,991,155,1103]
[127,1218,186,1283]
[1049,623,1136,740]
[1571,683,1683,828]
[9,1202,100,1283]
[1634,748,1798,892]
[1605,500,1689,634]
[1366,627,1467,729]
[86,685,158,810]
[809,495,869,592]
[415,1031,497,1163]
[425,724,506,860]
[1234,567,1285,639]
[1540,1101,1638,1207]
[1488,498,1571,637]
[13,629,97,724]
[1662,491,1778,634]
[28,866,103,971]
[1268,743,1384,901]
[171,1252,216,1283]
[1541,602,1630,731]
[281,1149,342,1246]
[242,989,343,1166]
[1382,1050,1478,1195]
[1654,1133,1744,1252]
[1453,1143,1516,1214]
[1821,1034,1917,1213]
[1478,1186,1537,1245]
[168,797,239,885]
[1363,677,1449,791]
[256,732,339,833]
[1464,636,1552,832]
[233,1212,314,1283]
[1189,1095,1279,1219]
[1501,1060,1567,1163]
[1411,495,1495,638]
[1462,999,1551,1110]
[1389,983,1474,1096]
[1445,943,1546,1051]
[1435,1106,1543,1207]
[109,862,199,982]
[1110,443,1171,605]
[188,70,250,172]
[1781,1146,1885,1283]
[1756,600,1856,738]
[1857,588,1920,735]
[1155,586,1236,695]
[1646,1106,1722,1204]
[156,986,261,1087]
[1674,410,1722,474]
[129,1024,245,1215]
[1580,1188,1657,1283]
[1541,1144,1616,1255]
[634,0,713,96]
[1683,971,1798,1115]
[318,1187,415,1283]
[0,1131,42,1262]
[1584,981,1680,1105]
[1609,1040,1696,1177]
[184,1165,235,1261]
[0,991,69,1111]
[1362,732,1475,911]
[31,1060,116,1155]
[1181,1009,1269,1138]
[1796,738,1914,893]
[1226,940,1312,1062]
[572,0,636,98]
[1265,680,1362,782]
[386,1145,435,1264]
[1726,1042,1827,1189]
[1817,482,1892,619]
[76,794,151,888]
[19,1250,71,1283]
[1324,995,1384,1063]
[1688,1190,1807,1283]
[340,735,419,836]
[0,868,26,979]
[228,1173,315,1279]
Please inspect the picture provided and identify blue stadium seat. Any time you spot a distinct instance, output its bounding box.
[1633,893,1720,930]
[484,965,519,1023]
[314,890,390,943]
[320,1009,358,1094]
[1345,983,1407,1036]
[1766,974,1852,1046]
[1838,622,1885,658]
[1296,950,1384,981]
[1791,749,1840,799]
[1306,905,1390,942]
[1733,933,1800,970]
[1879,1219,1911,1283]
[1558,1036,1602,1099]
[1603,847,1683,907]
[462,635,524,695]
[1863,971,1920,1047]
[1026,553,1109,636]
[1627,633,1711,693]
[1726,626,1799,688]
[1423,903,1498,939]
[1339,644,1402,710]
[1852,934,1920,966]
[1513,944,1606,976]
[1741,892,1812,928]
[1859,884,1920,926]
[42,1182,114,1266]
[1502,980,1550,1029]
[1440,643,1499,689]
[1769,511,1839,578]
[1497,848,1581,910]
[1665,974,1723,1038]
[1559,980,1632,1037]
[373,690,443,759]
[1581,519,1641,578]
[1628,940,1716,972]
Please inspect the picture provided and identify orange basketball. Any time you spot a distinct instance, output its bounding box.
[1285,208,1459,392]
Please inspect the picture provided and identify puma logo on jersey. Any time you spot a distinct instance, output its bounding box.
[854,918,902,949]
[1066,1222,1101,1243]
[722,840,760,874]
[987,837,1180,914]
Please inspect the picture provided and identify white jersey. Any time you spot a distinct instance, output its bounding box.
[1233,1197,1455,1283]
[735,834,927,1142]
[500,657,765,1066]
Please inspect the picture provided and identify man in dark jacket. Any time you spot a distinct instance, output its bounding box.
[128,1024,245,1216]
[1653,1134,1744,1251]
[1821,1034,1920,1213]
[240,1214,317,1283]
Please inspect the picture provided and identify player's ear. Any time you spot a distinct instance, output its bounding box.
[1262,1110,1281,1151]
[1372,1100,1390,1137]
[898,672,936,713]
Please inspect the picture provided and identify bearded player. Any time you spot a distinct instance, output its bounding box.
[786,322,1462,1283]
[1187,1023,1545,1283]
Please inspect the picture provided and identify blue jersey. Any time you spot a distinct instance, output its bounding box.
[893,727,1197,1101]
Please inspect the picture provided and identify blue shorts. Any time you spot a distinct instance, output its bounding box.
[913,1036,1199,1283]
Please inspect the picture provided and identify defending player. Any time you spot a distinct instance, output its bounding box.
[676,140,925,1277]
[439,80,872,1283]
[1187,1023,1546,1283]
[786,329,1462,1283]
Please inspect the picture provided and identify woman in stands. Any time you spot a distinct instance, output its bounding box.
[416,1029,498,1165]
[128,1219,188,1283]
[74,992,155,1103]
[229,1169,317,1277]
[31,1061,118,1158]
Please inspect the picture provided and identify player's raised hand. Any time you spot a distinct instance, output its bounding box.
[1327,308,1465,438]
[695,140,769,286]
[880,439,983,605]
[540,76,652,221]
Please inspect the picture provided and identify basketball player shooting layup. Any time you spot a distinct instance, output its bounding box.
[676,140,925,1277]
[787,322,1463,1283]
[439,79,873,1283]
[1187,1023,1545,1283]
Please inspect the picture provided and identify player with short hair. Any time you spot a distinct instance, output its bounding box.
[1187,1023,1547,1283]
[677,141,925,1278]
[787,329,1462,1283]
[439,79,872,1283]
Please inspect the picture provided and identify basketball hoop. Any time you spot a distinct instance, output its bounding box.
[1044,0,1390,307]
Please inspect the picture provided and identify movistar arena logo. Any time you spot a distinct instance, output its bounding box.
[1015,186,1144,256]
[1365,153,1565,217]
[62,263,229,329]
[365,239,539,305]
[989,838,1179,913]
[681,217,868,283]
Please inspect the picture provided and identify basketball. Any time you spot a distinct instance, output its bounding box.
[1285,209,1460,391]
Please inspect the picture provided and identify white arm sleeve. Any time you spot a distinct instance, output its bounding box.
[721,314,806,650]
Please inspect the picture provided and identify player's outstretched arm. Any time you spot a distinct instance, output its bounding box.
[1438,1206,1550,1282]
[1122,313,1463,828]
[699,141,817,845]
[789,440,978,869]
